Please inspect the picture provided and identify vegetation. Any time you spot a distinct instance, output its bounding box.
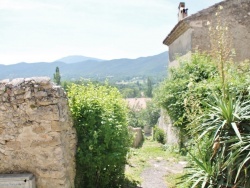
[145,77,153,97]
[127,100,160,129]
[155,52,218,147]
[142,100,160,127]
[125,138,181,186]
[153,127,166,144]
[156,7,250,186]
[156,49,250,187]
[68,83,131,188]
[53,66,61,85]
[114,76,160,98]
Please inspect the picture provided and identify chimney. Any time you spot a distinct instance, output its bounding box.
[178,2,188,21]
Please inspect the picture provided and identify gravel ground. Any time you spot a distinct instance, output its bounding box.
[140,158,187,188]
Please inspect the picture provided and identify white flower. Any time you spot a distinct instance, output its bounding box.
[187,82,194,88]
[219,5,223,10]
[184,98,188,106]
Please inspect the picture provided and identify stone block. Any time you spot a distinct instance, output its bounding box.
[35,91,47,98]
[32,126,45,134]
[129,127,143,148]
[0,173,35,188]
[51,121,61,132]
[24,91,31,99]
[6,141,21,150]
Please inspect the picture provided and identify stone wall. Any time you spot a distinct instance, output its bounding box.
[166,0,250,63]
[129,127,143,148]
[168,28,193,62]
[0,77,77,188]
[157,109,179,145]
[189,0,250,62]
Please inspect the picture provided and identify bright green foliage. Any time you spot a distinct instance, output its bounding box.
[155,52,218,129]
[53,66,61,85]
[127,100,160,128]
[67,83,131,188]
[127,107,145,128]
[142,100,160,127]
[189,94,250,187]
[156,50,250,187]
[153,127,166,144]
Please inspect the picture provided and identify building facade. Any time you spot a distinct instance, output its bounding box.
[163,0,250,65]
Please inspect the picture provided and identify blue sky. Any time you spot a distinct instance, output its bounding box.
[0,0,221,64]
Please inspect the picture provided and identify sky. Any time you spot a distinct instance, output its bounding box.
[0,0,222,65]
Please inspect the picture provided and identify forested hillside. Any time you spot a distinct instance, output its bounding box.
[0,52,168,81]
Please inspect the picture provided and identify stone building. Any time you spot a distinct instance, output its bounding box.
[159,0,250,145]
[163,0,250,66]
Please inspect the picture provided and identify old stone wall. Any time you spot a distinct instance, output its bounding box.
[129,126,143,148]
[157,109,179,145]
[169,28,193,62]
[0,77,76,188]
[167,0,250,63]
[189,0,250,62]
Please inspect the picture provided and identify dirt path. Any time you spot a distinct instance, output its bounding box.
[125,139,187,188]
[140,158,187,188]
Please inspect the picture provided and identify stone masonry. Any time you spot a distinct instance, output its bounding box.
[164,0,250,63]
[0,77,76,188]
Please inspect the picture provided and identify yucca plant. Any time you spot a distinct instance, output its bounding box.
[223,135,250,187]
[198,94,250,140]
[188,94,250,187]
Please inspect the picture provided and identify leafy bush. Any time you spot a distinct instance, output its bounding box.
[157,6,250,186]
[153,127,166,144]
[127,106,146,128]
[156,51,250,187]
[188,94,250,187]
[155,52,218,130]
[127,100,160,129]
[142,100,160,127]
[68,83,131,188]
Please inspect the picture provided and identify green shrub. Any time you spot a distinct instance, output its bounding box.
[153,127,166,144]
[68,83,131,188]
[155,52,218,130]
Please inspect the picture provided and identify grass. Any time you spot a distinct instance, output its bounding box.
[164,172,189,188]
[125,136,183,187]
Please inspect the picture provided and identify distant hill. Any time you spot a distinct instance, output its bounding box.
[0,52,168,81]
[55,55,103,64]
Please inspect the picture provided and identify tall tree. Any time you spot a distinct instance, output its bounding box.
[53,66,61,85]
[146,77,153,97]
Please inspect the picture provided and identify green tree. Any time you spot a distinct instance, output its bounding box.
[145,77,153,97]
[142,100,160,127]
[53,66,61,85]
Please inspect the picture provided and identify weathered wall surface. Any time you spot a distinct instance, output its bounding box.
[157,109,179,145]
[189,0,250,62]
[129,127,143,148]
[169,28,193,62]
[167,0,250,63]
[0,77,76,188]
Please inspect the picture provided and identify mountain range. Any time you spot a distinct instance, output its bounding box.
[0,52,168,81]
[56,55,103,64]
